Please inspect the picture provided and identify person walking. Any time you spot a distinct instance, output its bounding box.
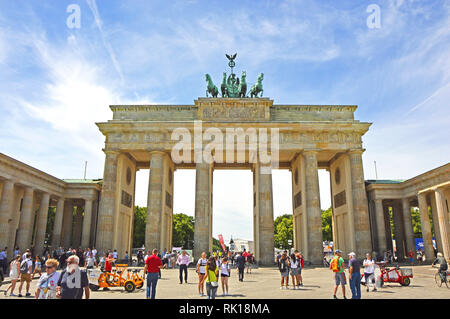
[56,255,89,299]
[31,256,42,279]
[348,252,361,299]
[408,250,415,266]
[18,253,33,297]
[85,252,96,269]
[196,252,208,296]
[330,249,346,299]
[4,255,20,296]
[205,256,219,299]
[289,253,300,289]
[177,250,190,284]
[144,249,162,299]
[220,257,231,296]
[0,247,7,275]
[294,250,304,287]
[279,252,290,289]
[35,259,60,299]
[236,252,246,282]
[363,253,377,292]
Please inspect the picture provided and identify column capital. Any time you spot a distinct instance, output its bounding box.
[302,149,319,156]
[347,148,365,155]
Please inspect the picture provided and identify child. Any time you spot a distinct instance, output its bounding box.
[32,256,42,279]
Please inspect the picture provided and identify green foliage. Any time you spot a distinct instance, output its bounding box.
[132,206,147,248]
[172,213,195,249]
[321,207,333,241]
[274,214,293,249]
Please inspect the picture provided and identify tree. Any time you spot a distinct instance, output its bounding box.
[133,206,146,248]
[274,214,293,249]
[172,213,194,249]
[321,207,333,241]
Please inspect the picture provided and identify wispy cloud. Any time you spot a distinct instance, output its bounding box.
[86,0,124,84]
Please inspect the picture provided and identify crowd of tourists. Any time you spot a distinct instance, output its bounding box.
[0,245,447,300]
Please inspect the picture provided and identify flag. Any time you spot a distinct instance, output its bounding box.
[218,234,226,252]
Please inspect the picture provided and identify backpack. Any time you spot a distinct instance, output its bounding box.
[330,257,340,272]
[279,259,287,272]
[20,260,29,274]
[300,257,304,269]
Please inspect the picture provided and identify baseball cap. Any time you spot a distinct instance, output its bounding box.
[335,249,342,253]
[348,252,356,257]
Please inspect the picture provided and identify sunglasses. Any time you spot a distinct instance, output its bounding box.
[46,266,54,269]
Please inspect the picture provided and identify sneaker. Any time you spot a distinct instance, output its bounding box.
[25,293,31,297]
[285,286,289,290]
[10,293,16,297]
[280,286,284,290]
[333,295,338,299]
[18,294,23,297]
[373,288,377,291]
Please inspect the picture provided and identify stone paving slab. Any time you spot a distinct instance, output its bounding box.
[1,265,449,299]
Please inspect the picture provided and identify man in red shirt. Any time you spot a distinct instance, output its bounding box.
[144,249,162,299]
[103,253,115,290]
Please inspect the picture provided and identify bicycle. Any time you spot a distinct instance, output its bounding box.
[432,265,449,289]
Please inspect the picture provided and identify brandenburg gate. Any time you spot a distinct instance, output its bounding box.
[95,96,372,265]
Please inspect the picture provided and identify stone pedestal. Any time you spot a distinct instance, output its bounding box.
[304,151,322,264]
[193,161,213,261]
[418,193,434,260]
[401,198,416,255]
[254,163,274,266]
[35,193,50,254]
[81,199,93,248]
[374,199,387,254]
[16,187,34,250]
[349,150,372,257]
[51,198,65,247]
[97,151,119,252]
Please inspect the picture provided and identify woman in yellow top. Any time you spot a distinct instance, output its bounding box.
[205,256,219,299]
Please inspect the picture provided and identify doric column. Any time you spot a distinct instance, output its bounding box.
[418,193,434,260]
[348,149,372,257]
[96,150,119,252]
[51,198,65,247]
[16,187,34,251]
[81,199,93,248]
[193,161,213,261]
[303,150,322,264]
[146,152,174,253]
[34,193,50,254]
[255,162,274,266]
[392,202,406,261]
[402,198,416,255]
[374,199,387,254]
[72,204,83,248]
[62,201,74,248]
[434,189,450,261]
[0,179,15,249]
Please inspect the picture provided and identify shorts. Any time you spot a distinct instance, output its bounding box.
[280,270,289,278]
[221,273,230,277]
[290,268,300,276]
[20,273,31,283]
[334,272,346,286]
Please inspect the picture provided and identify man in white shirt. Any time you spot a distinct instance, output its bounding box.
[363,253,377,292]
[177,251,190,284]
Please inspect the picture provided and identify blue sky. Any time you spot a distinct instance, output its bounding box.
[1,1,449,245]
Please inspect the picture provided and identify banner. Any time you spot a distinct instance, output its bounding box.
[218,234,226,252]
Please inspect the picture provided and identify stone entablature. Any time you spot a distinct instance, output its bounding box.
[108,98,359,123]
[366,162,450,199]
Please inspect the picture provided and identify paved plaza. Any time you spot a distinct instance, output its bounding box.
[1,264,449,299]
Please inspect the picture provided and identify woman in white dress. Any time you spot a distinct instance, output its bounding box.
[4,255,21,296]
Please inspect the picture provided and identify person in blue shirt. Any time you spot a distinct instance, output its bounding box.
[348,252,361,299]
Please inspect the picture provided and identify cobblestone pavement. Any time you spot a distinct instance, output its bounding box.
[1,265,449,299]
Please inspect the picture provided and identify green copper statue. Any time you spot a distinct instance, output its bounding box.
[205,74,219,98]
[249,73,264,98]
[205,54,264,98]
